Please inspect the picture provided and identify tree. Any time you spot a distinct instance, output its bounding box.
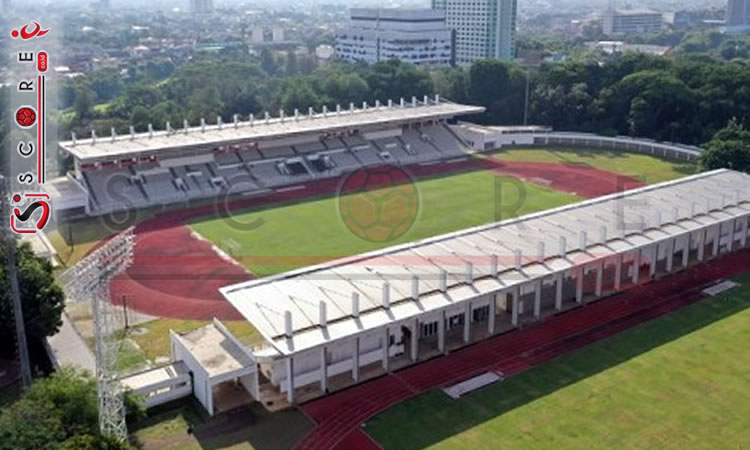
[0,242,64,343]
[0,368,141,450]
[433,67,469,104]
[60,434,132,450]
[285,50,298,76]
[260,48,277,75]
[281,83,320,112]
[469,59,510,107]
[363,60,433,103]
[89,69,124,102]
[129,105,150,131]
[700,121,750,173]
[149,101,185,129]
[186,87,225,125]
[74,86,96,121]
[468,59,526,124]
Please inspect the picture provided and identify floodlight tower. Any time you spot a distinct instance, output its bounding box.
[60,227,135,442]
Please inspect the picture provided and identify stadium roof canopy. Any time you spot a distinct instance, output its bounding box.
[221,170,750,356]
[59,99,485,162]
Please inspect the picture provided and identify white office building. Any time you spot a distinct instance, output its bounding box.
[431,0,517,66]
[336,8,455,67]
[602,8,663,36]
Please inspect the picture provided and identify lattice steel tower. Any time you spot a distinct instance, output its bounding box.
[60,227,135,442]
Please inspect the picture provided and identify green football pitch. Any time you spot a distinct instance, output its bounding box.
[188,150,695,278]
[189,169,580,277]
[365,274,750,450]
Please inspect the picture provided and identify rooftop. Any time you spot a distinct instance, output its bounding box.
[118,362,189,392]
[221,170,750,356]
[177,324,255,378]
[59,99,484,162]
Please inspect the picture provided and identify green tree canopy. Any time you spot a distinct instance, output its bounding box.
[0,368,141,450]
[0,242,64,343]
[700,121,750,173]
[281,82,321,112]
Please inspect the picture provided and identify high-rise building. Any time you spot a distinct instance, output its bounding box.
[336,8,454,67]
[602,8,663,36]
[726,0,750,27]
[189,0,213,14]
[432,0,517,66]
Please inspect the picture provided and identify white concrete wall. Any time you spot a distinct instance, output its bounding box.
[171,332,212,415]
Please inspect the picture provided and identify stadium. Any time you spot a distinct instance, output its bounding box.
[47,97,750,448]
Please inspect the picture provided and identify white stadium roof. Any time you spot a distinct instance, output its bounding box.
[59,99,484,162]
[221,170,750,356]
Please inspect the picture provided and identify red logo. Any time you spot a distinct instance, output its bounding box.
[10,193,51,234]
[15,107,37,128]
[10,22,50,40]
[38,52,48,72]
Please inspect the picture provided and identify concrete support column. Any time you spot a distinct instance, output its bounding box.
[728,219,736,252]
[741,216,749,248]
[286,357,295,404]
[666,239,675,273]
[682,234,690,268]
[555,273,563,311]
[614,253,623,291]
[595,260,604,297]
[352,337,360,382]
[411,319,418,361]
[576,267,584,304]
[633,250,641,284]
[698,229,706,262]
[511,287,520,326]
[463,302,471,344]
[319,347,327,393]
[488,294,497,334]
[649,245,657,278]
[382,328,389,371]
[534,279,542,319]
[437,311,446,354]
[712,224,720,257]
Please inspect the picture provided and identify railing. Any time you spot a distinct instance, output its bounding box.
[530,132,702,162]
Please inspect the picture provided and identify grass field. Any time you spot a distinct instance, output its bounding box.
[190,170,580,277]
[365,274,750,450]
[130,400,312,450]
[493,147,697,184]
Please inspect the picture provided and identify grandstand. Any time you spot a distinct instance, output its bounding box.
[50,97,484,217]
[216,169,750,408]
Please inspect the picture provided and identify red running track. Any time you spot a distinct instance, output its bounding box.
[294,249,750,450]
[109,158,644,320]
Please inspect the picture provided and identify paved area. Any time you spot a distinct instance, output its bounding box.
[47,312,96,373]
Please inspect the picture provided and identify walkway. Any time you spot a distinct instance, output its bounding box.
[47,312,96,373]
[294,249,750,450]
